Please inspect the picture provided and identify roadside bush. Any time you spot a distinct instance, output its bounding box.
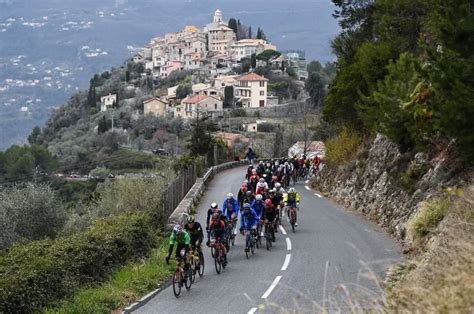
[257,123,275,133]
[0,213,157,313]
[408,197,451,242]
[230,108,247,117]
[324,126,362,165]
[0,183,66,250]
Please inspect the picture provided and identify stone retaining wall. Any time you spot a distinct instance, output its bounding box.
[166,160,248,229]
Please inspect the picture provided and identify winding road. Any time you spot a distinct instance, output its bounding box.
[133,166,401,313]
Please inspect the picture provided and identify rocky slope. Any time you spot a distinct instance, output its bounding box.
[313,133,469,241]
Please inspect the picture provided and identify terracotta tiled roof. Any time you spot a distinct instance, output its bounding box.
[237,73,269,82]
[183,95,209,104]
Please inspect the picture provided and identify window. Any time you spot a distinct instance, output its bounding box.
[214,103,217,109]
[259,81,265,87]
[260,91,265,96]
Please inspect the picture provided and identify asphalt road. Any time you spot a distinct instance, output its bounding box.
[134,166,401,313]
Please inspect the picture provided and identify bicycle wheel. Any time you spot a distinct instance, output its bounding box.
[198,252,205,277]
[266,234,271,250]
[214,249,221,274]
[172,269,182,298]
[211,246,216,258]
[231,235,235,246]
[245,237,250,259]
[214,256,221,274]
[184,268,192,290]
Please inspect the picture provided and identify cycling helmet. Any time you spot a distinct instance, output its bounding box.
[227,192,234,199]
[173,224,183,234]
[252,169,257,174]
[211,202,218,209]
[264,199,273,207]
[269,188,276,194]
[257,182,265,188]
[275,183,281,189]
[275,161,279,166]
[243,203,251,209]
[245,190,252,197]
[262,174,267,179]
[266,162,271,167]
[259,178,265,183]
[255,194,263,201]
[188,215,195,223]
[288,187,296,194]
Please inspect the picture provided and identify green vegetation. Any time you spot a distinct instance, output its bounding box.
[408,197,451,242]
[325,0,474,163]
[45,245,174,314]
[0,144,58,182]
[0,183,66,250]
[0,213,157,313]
[324,126,362,165]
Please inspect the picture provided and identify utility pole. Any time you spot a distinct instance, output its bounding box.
[111,113,114,132]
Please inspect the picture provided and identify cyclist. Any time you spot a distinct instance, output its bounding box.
[223,193,240,220]
[184,215,204,248]
[239,203,259,248]
[165,224,191,264]
[256,178,268,196]
[209,212,228,265]
[206,202,219,246]
[237,184,248,209]
[251,194,265,218]
[283,187,301,226]
[261,199,277,241]
[243,190,255,206]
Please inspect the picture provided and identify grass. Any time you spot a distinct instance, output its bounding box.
[388,185,474,312]
[324,126,362,166]
[408,197,451,242]
[45,243,174,314]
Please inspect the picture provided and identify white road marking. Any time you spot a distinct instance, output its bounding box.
[314,193,322,198]
[261,275,282,299]
[286,237,292,250]
[305,185,310,190]
[248,307,258,314]
[305,180,309,184]
[281,253,291,271]
[279,225,287,235]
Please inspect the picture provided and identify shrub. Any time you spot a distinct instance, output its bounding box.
[230,108,247,117]
[0,183,66,250]
[0,213,157,313]
[408,197,451,242]
[324,126,362,165]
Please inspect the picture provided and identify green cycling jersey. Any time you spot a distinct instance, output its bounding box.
[169,230,191,246]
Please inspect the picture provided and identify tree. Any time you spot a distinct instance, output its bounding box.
[306,72,325,107]
[256,27,267,40]
[251,53,257,69]
[0,182,66,250]
[307,61,323,73]
[176,84,192,100]
[98,116,108,134]
[28,126,42,145]
[240,57,252,73]
[224,86,234,108]
[228,18,238,39]
[248,26,252,39]
[256,49,281,66]
[187,111,218,156]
